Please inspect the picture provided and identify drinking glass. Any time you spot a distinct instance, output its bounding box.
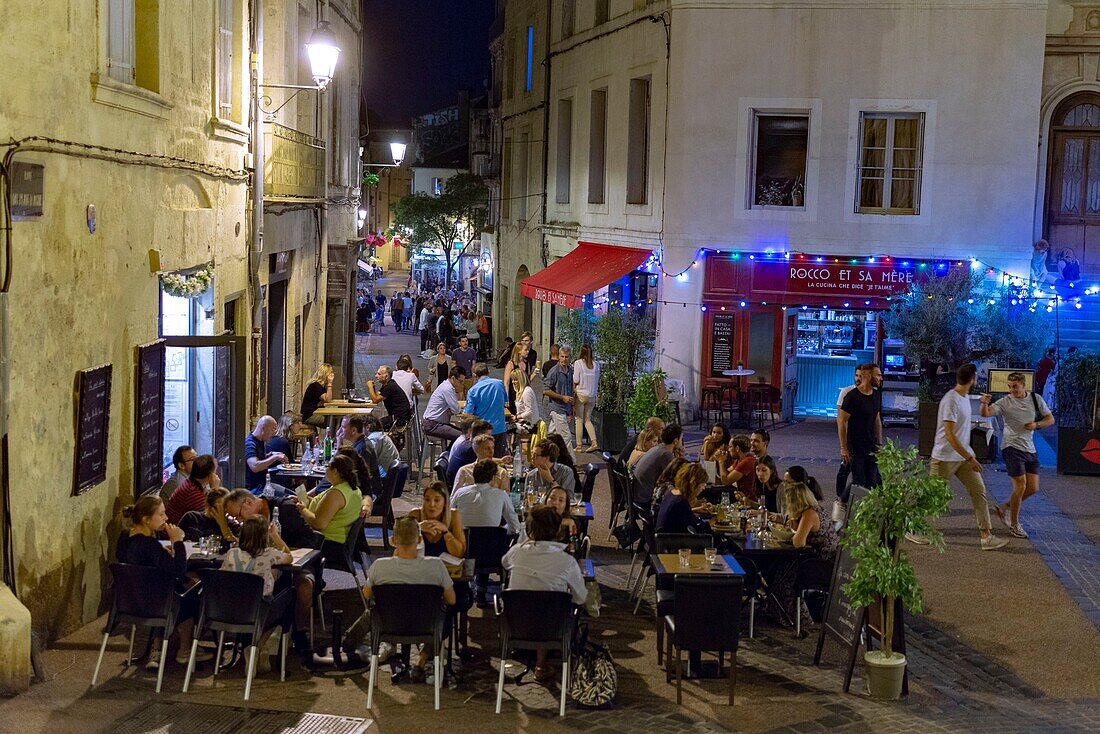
[721,493,730,508]
[678,548,691,568]
[704,547,718,566]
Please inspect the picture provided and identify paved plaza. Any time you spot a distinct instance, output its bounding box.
[2,270,1098,733]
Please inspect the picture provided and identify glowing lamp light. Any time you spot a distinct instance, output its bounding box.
[677,273,687,281]
[389,141,407,166]
[700,305,708,312]
[305,21,341,89]
[739,301,747,308]
[970,258,981,269]
[815,257,824,263]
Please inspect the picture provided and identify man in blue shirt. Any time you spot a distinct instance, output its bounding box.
[244,415,289,496]
[542,346,576,451]
[464,362,509,456]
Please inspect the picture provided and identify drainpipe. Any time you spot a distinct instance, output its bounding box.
[250,0,266,415]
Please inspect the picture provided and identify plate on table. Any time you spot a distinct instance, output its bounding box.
[711,522,738,532]
[281,463,302,471]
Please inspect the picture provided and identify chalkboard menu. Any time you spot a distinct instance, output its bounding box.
[73,364,113,495]
[134,341,165,496]
[813,484,870,691]
[214,345,230,461]
[709,312,735,377]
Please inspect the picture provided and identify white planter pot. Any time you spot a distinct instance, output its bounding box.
[864,650,906,700]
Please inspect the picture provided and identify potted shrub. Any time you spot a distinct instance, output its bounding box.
[626,369,677,430]
[842,441,952,700]
[1055,349,1100,475]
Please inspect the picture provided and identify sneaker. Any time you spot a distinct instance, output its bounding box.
[905,532,931,545]
[145,649,161,671]
[1008,524,1029,539]
[991,503,1009,529]
[981,534,1009,551]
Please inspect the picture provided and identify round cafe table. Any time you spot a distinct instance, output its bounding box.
[721,369,755,426]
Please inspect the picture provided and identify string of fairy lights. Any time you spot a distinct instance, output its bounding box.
[582,247,1096,314]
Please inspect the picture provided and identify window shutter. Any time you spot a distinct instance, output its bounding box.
[107,0,136,84]
[218,0,234,118]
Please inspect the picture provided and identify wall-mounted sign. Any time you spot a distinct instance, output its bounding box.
[74,364,113,495]
[11,162,44,220]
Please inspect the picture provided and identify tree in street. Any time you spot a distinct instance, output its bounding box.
[391,173,489,289]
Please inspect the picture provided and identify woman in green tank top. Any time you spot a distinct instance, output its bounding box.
[297,454,364,544]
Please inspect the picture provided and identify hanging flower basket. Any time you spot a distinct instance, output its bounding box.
[160,263,213,299]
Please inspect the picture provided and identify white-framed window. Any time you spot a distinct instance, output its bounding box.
[555,98,573,204]
[856,112,924,214]
[107,0,136,85]
[216,0,235,119]
[626,77,651,205]
[751,113,809,208]
[588,89,608,205]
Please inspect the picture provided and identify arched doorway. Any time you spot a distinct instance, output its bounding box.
[514,265,533,336]
[1045,92,1100,275]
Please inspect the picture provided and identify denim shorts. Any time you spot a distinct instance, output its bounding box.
[1002,446,1040,477]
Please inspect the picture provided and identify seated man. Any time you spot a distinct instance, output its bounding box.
[524,440,577,502]
[631,424,683,507]
[338,415,383,502]
[245,416,290,497]
[154,445,196,501]
[367,365,412,430]
[446,419,492,486]
[392,354,426,406]
[362,516,456,683]
[362,415,401,478]
[452,459,521,535]
[453,434,510,492]
[422,365,468,443]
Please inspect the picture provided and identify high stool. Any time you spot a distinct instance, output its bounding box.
[420,434,449,488]
[698,385,728,429]
[746,383,780,431]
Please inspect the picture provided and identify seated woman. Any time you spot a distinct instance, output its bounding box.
[301,363,335,427]
[116,496,209,668]
[267,412,301,462]
[542,433,580,491]
[179,487,237,545]
[543,485,581,553]
[295,454,364,561]
[407,481,466,558]
[510,369,540,426]
[165,454,219,525]
[755,457,782,513]
[650,456,690,515]
[778,479,839,631]
[701,423,731,462]
[627,428,659,469]
[655,463,711,535]
[502,506,587,681]
[784,465,824,502]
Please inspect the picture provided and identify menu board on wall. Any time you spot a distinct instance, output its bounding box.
[214,345,230,462]
[709,313,735,377]
[134,341,165,496]
[73,364,113,495]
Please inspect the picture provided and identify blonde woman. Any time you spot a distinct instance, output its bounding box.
[572,344,600,453]
[301,363,335,426]
[627,428,658,469]
[502,341,529,413]
[511,369,540,425]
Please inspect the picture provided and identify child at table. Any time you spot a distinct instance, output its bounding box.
[220,517,292,597]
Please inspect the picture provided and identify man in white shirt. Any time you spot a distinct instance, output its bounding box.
[422,366,467,443]
[364,415,401,477]
[915,364,1007,550]
[452,459,521,534]
[980,371,1055,539]
[391,355,425,407]
[453,434,510,492]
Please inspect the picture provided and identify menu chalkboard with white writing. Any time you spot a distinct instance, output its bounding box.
[73,364,113,495]
[134,341,165,497]
[214,345,230,461]
[709,312,735,377]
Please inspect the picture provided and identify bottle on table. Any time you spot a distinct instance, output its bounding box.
[323,429,333,462]
[301,442,313,473]
[271,506,282,537]
[263,473,275,499]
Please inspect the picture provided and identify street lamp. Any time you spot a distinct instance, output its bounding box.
[305,21,340,90]
[389,142,407,166]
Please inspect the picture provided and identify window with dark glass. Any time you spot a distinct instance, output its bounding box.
[752,114,808,208]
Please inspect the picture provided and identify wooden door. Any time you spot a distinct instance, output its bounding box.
[1046,97,1100,277]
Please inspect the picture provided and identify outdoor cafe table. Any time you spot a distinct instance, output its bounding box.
[708,523,810,626]
[311,400,380,430]
[184,542,321,571]
[572,501,595,536]
[269,464,327,490]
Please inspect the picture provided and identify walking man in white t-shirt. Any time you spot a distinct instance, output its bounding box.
[911,364,1008,550]
[980,371,1055,538]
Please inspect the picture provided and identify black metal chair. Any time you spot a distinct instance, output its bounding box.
[319,516,369,618]
[794,556,832,638]
[433,451,450,486]
[92,562,185,693]
[649,533,716,659]
[182,569,293,700]
[579,463,600,503]
[493,590,576,717]
[746,383,781,431]
[465,526,512,604]
[365,462,406,551]
[664,575,744,705]
[605,456,628,539]
[366,584,447,710]
[698,384,729,429]
[732,554,761,639]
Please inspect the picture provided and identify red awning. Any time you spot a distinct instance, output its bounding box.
[520,242,653,309]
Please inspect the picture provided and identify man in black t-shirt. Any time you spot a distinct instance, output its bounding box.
[367,365,412,429]
[838,363,882,493]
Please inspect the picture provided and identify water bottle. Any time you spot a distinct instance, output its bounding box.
[271,506,282,537]
[263,473,274,499]
[513,443,525,476]
[301,442,313,473]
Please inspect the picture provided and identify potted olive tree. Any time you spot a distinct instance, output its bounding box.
[1055,349,1100,475]
[842,441,952,700]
